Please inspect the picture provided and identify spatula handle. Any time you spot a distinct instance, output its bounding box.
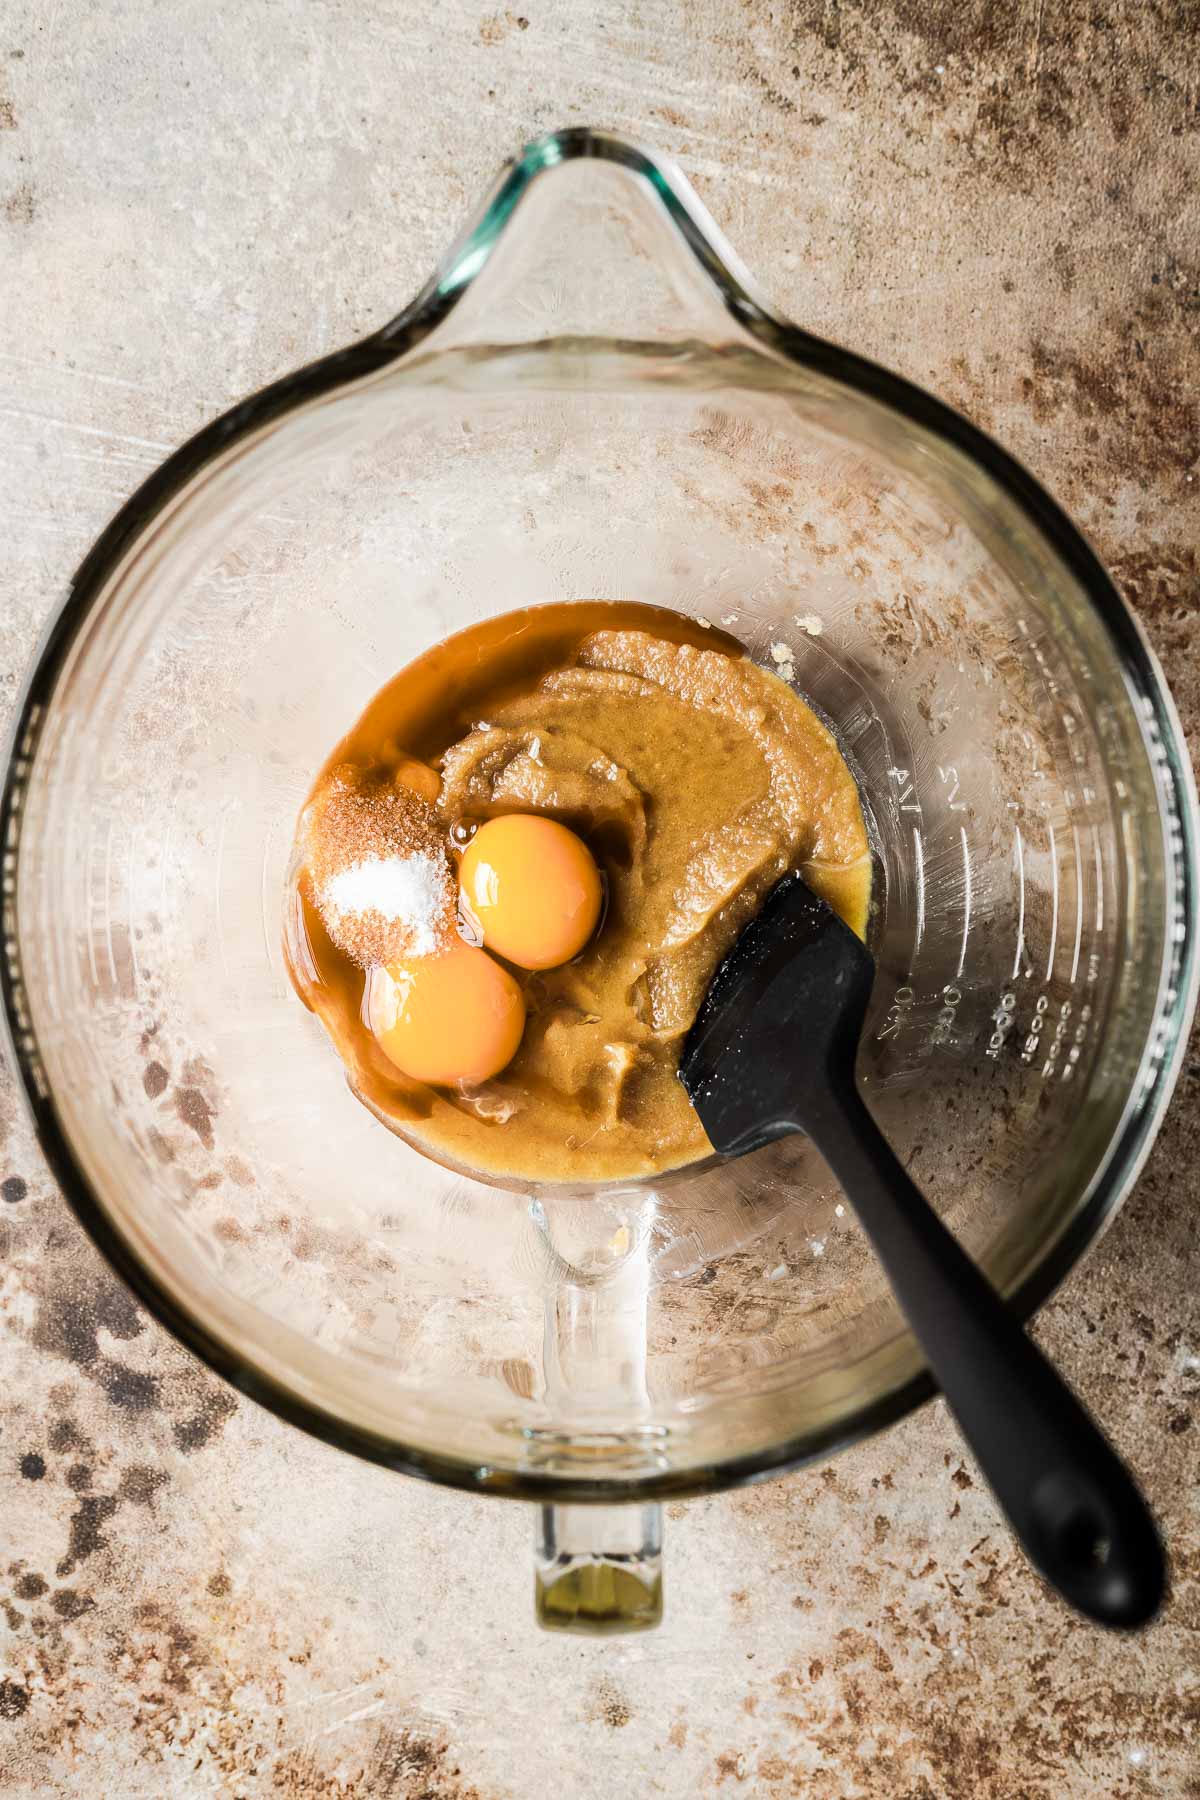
[808,1083,1165,1629]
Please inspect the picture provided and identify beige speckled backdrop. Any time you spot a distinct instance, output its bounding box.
[2,3,1198,1795]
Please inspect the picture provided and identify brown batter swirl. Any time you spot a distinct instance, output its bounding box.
[286,602,872,1186]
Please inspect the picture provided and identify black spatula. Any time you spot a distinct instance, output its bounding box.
[679,872,1165,1629]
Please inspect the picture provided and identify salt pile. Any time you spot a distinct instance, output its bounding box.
[322,853,450,959]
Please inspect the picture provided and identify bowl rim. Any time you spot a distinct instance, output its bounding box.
[2,127,1197,1503]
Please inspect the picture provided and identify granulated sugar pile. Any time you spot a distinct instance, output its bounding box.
[305,765,457,967]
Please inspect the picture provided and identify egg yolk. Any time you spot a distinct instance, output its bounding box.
[458,815,603,971]
[369,940,526,1085]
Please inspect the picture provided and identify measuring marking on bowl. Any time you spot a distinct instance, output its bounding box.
[911,825,926,960]
[1046,823,1060,982]
[955,825,973,982]
[123,819,145,1000]
[1070,823,1084,985]
[1012,827,1027,983]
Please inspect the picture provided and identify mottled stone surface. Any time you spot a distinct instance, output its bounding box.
[1,2,1198,1796]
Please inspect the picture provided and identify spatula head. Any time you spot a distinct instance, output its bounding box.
[679,872,876,1159]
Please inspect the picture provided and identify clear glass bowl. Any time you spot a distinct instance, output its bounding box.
[3,130,1196,1632]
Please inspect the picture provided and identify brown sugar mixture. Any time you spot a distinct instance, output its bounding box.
[284,601,873,1186]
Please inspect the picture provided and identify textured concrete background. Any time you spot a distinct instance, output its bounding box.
[2,2,1199,1795]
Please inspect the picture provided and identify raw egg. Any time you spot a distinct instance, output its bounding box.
[458,815,603,970]
[369,940,525,1085]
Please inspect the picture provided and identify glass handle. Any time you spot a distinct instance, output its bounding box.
[525,1193,666,1633]
[535,1502,663,1634]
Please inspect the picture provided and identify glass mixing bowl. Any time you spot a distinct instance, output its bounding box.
[3,130,1196,1632]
